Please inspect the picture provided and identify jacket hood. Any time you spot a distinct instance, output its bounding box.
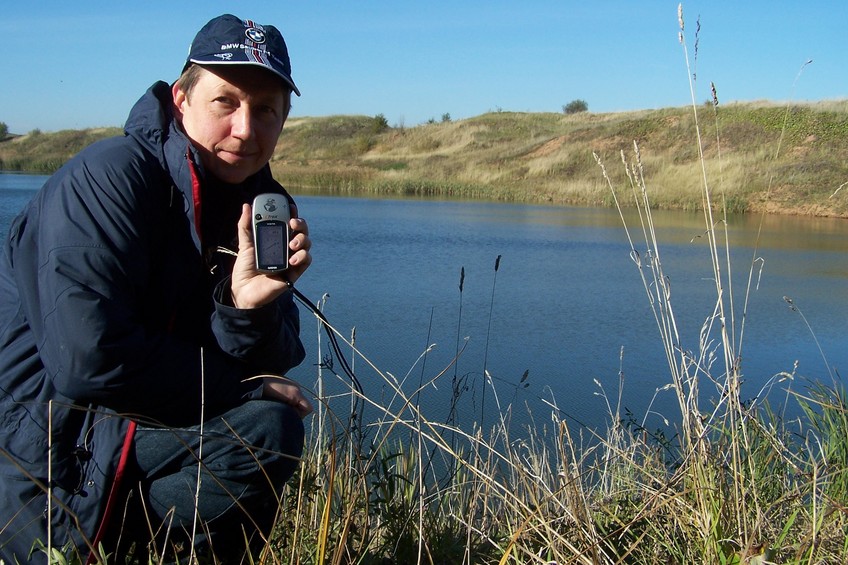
[122,81,207,250]
[122,81,211,204]
[123,81,175,169]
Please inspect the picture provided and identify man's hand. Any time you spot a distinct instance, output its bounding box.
[231,203,312,309]
[262,376,314,418]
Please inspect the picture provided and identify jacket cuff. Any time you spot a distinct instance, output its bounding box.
[213,276,285,322]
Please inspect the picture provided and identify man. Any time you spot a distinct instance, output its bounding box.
[0,14,312,562]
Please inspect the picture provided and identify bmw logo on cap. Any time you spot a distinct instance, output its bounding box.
[245,27,266,44]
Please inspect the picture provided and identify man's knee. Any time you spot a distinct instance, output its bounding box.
[218,399,306,483]
[232,399,304,450]
[131,400,306,544]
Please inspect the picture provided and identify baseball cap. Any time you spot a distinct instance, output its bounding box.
[185,14,300,96]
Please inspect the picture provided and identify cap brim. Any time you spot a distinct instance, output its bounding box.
[187,58,301,97]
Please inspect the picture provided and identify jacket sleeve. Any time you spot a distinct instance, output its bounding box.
[212,277,306,373]
[11,142,298,426]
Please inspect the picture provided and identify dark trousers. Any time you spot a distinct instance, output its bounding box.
[116,399,305,561]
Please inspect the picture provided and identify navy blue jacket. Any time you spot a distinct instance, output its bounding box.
[0,81,305,560]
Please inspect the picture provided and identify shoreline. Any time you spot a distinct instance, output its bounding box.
[3,100,847,219]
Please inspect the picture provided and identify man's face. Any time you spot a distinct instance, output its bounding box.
[172,65,289,184]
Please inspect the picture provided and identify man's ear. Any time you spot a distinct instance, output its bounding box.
[172,82,187,119]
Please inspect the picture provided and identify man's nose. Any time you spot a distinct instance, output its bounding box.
[231,108,255,140]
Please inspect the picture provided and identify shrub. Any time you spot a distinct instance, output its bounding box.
[563,99,589,114]
[371,113,389,133]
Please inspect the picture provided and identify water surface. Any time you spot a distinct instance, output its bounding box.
[2,173,846,434]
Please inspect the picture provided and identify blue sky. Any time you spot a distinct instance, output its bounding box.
[1,1,844,134]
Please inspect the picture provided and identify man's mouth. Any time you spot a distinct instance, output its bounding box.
[218,148,256,162]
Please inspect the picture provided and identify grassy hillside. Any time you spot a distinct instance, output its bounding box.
[3,100,847,216]
[0,127,122,173]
